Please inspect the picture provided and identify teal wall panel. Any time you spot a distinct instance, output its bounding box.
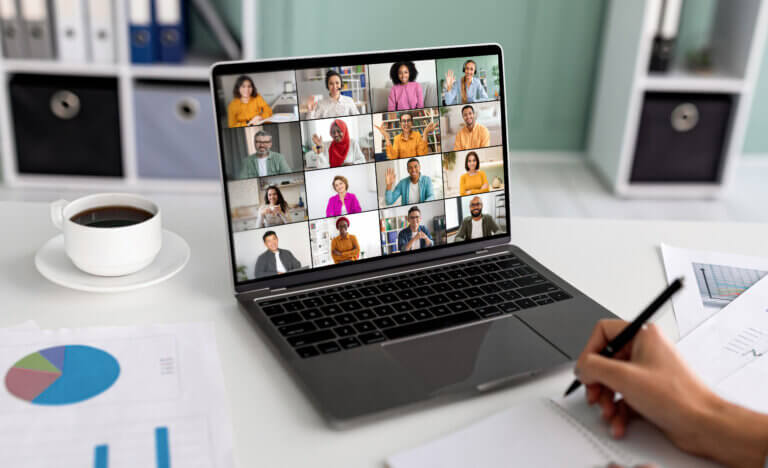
[257,0,606,151]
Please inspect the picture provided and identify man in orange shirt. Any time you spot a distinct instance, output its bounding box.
[374,112,437,159]
[453,105,490,151]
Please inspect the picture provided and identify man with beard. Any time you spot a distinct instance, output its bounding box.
[453,196,500,242]
[453,105,490,151]
[238,131,292,179]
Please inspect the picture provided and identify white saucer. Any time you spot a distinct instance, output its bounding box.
[35,230,190,293]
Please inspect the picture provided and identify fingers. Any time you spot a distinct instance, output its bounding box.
[609,399,633,439]
[578,353,638,396]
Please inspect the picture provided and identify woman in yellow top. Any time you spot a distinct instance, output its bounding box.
[227,75,273,127]
[330,217,360,264]
[459,151,489,195]
[374,112,437,159]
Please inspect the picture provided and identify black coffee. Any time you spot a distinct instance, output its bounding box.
[70,205,154,228]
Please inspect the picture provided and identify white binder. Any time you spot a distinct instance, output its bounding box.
[19,0,54,59]
[0,0,25,58]
[87,0,115,63]
[53,0,88,62]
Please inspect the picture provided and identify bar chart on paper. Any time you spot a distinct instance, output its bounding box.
[4,345,120,405]
[693,263,768,307]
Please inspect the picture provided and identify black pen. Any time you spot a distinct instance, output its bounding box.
[563,277,685,397]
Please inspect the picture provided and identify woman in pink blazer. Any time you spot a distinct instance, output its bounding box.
[326,175,362,217]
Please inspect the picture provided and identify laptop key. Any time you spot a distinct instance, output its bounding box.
[414,276,433,286]
[467,276,485,286]
[484,263,500,272]
[373,305,396,316]
[301,310,322,321]
[464,286,483,297]
[478,305,502,318]
[359,331,386,344]
[288,330,335,347]
[450,301,470,312]
[320,304,343,315]
[394,313,415,325]
[411,298,430,309]
[498,280,517,290]
[354,321,376,333]
[482,272,502,282]
[322,294,343,304]
[481,283,500,294]
[515,274,547,287]
[515,298,537,309]
[518,283,559,297]
[413,310,433,321]
[279,322,317,337]
[497,258,523,269]
[465,297,486,308]
[428,294,449,305]
[378,283,397,293]
[430,305,451,316]
[483,294,503,304]
[379,292,398,303]
[395,280,411,290]
[550,291,572,301]
[271,313,302,327]
[359,297,381,308]
[340,300,362,312]
[446,290,467,301]
[334,325,356,337]
[383,311,480,340]
[296,346,319,358]
[533,294,555,306]
[432,272,450,282]
[360,286,380,297]
[284,301,305,312]
[318,341,341,354]
[392,302,412,313]
[432,282,451,293]
[339,337,361,349]
[373,317,396,329]
[353,310,376,321]
[415,286,434,296]
[515,266,535,276]
[499,301,520,313]
[336,313,356,325]
[449,279,469,289]
[399,290,417,300]
[314,317,336,328]
[303,298,324,308]
[261,304,284,316]
[498,269,521,279]
[345,290,362,300]
[501,290,522,301]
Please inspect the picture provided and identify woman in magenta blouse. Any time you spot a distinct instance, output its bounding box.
[326,175,362,217]
[387,61,424,111]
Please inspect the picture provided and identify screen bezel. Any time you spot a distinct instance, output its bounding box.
[210,43,511,294]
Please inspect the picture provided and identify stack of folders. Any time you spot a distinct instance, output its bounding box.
[129,0,241,64]
[0,0,116,62]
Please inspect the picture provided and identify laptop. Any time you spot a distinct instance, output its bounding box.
[210,44,616,427]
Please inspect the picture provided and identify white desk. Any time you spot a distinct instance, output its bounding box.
[3,194,768,467]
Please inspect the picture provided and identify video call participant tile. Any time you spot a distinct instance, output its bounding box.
[296,65,371,120]
[368,59,438,113]
[304,164,378,220]
[216,70,299,128]
[300,114,374,170]
[308,211,382,267]
[371,108,441,160]
[446,192,507,244]
[379,200,447,255]
[233,222,311,281]
[435,55,502,105]
[439,101,502,152]
[221,123,303,181]
[227,173,307,233]
[375,154,444,209]
[442,147,505,198]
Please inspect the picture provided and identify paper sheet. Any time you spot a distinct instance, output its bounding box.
[660,244,768,337]
[0,322,233,468]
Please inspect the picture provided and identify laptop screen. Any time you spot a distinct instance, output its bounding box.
[211,44,510,289]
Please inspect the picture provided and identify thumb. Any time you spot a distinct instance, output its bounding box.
[577,353,637,394]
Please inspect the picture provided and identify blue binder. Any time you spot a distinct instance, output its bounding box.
[129,0,158,63]
[156,0,186,62]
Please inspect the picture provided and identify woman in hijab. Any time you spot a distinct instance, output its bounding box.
[305,119,367,168]
[330,217,360,263]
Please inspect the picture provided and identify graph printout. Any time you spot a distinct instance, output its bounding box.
[661,244,768,336]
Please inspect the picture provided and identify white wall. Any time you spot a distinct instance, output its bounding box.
[368,60,438,112]
[375,154,444,206]
[309,211,382,266]
[304,164,378,219]
[439,101,503,151]
[443,146,505,197]
[233,222,312,280]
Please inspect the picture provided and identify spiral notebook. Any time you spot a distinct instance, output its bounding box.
[387,393,721,468]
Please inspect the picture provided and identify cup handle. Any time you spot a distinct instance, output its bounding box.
[50,199,69,230]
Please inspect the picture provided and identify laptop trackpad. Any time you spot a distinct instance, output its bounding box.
[382,316,568,394]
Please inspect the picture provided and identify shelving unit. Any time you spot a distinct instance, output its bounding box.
[379,108,441,154]
[586,0,768,198]
[0,0,248,192]
[380,215,406,255]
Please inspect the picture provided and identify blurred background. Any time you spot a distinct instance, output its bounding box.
[1,0,767,223]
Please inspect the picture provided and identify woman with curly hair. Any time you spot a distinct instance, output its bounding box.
[227,75,273,127]
[387,61,424,111]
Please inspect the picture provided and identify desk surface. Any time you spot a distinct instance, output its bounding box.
[3,194,768,467]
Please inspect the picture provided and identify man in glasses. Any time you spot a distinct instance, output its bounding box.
[238,131,292,179]
[374,112,438,159]
[397,206,434,252]
[453,196,500,242]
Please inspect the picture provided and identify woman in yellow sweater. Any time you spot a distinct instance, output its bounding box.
[459,151,489,195]
[330,217,360,264]
[227,75,273,127]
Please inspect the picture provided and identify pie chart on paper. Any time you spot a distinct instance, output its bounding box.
[4,345,120,405]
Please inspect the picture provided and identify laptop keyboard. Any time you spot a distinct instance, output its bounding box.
[257,253,573,359]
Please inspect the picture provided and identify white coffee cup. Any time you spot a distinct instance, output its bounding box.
[50,193,162,276]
